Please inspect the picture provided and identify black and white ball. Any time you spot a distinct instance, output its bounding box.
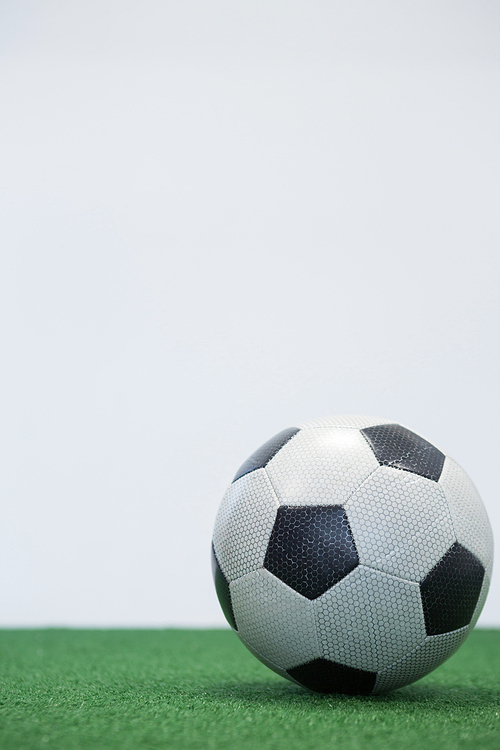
[212,416,493,694]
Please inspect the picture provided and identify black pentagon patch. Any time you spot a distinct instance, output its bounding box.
[420,542,484,636]
[361,423,445,482]
[264,506,359,600]
[288,658,376,695]
[232,427,300,483]
[211,544,237,631]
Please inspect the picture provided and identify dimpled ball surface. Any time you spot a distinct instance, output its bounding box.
[211,416,494,695]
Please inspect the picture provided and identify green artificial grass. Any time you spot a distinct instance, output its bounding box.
[0,629,499,750]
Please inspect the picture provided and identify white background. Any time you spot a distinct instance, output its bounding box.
[0,1,498,627]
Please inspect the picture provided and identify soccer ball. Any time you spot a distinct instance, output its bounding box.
[211,416,493,694]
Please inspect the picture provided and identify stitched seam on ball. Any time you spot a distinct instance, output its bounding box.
[376,632,432,675]
[357,564,423,588]
[357,561,418,586]
[342,465,382,509]
[264,464,285,506]
[438,458,461,545]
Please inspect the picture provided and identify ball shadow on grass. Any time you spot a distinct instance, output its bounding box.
[197,679,500,711]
